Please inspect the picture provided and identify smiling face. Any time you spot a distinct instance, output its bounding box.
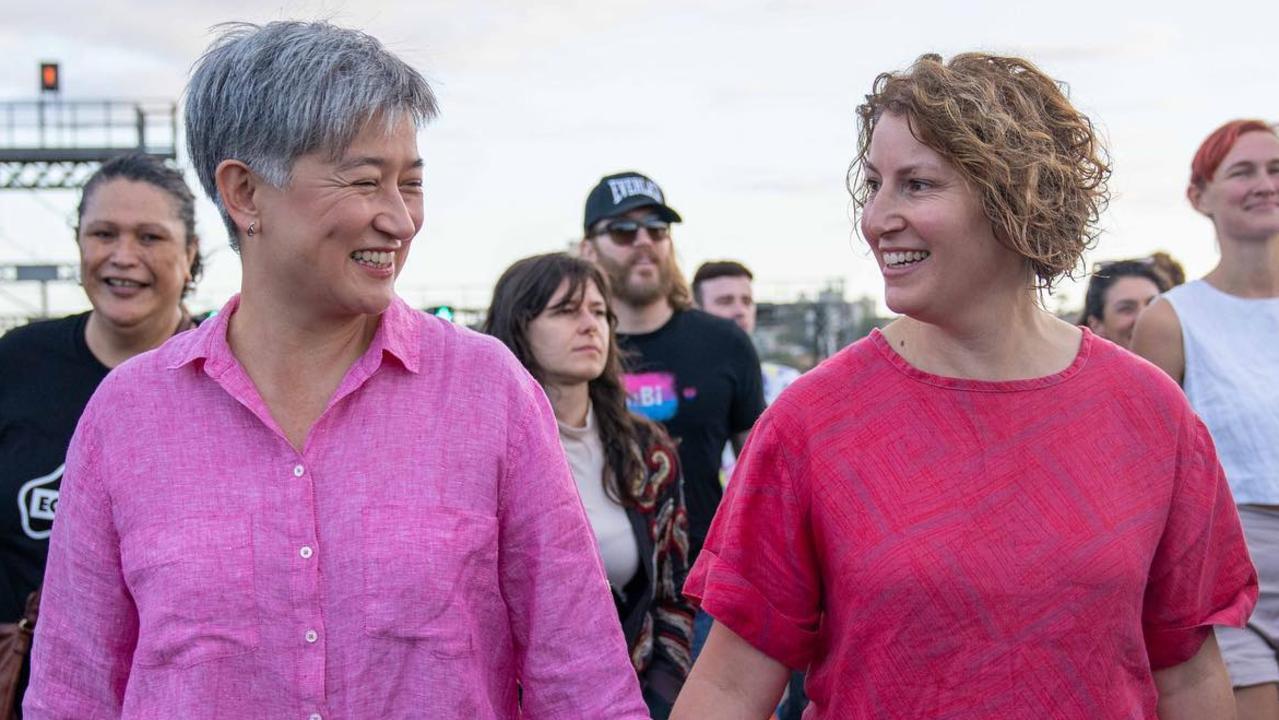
[1191,130,1279,244]
[859,113,1027,323]
[1089,275,1162,348]
[248,116,424,319]
[526,278,610,387]
[78,179,196,331]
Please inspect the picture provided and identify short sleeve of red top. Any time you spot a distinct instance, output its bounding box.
[684,329,1257,720]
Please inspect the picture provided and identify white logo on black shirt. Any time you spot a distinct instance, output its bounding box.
[18,464,61,540]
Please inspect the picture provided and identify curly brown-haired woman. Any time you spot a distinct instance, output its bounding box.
[671,53,1257,720]
[484,252,694,718]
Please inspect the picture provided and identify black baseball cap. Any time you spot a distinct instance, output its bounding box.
[583,171,683,233]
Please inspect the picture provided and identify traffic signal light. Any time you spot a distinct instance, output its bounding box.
[40,63,59,93]
[426,305,455,322]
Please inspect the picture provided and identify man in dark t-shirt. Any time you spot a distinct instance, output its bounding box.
[578,171,765,571]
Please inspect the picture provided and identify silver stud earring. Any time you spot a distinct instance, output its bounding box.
[246,222,257,237]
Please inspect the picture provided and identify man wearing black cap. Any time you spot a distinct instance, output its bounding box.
[580,171,765,657]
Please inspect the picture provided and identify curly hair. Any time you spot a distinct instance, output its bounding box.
[849,53,1112,291]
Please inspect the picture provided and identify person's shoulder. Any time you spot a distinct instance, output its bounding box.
[410,311,540,402]
[801,333,888,385]
[89,313,219,402]
[1083,331,1187,407]
[1132,296,1183,342]
[103,330,193,390]
[679,308,749,340]
[1159,280,1203,305]
[419,313,525,375]
[675,310,759,363]
[0,312,87,356]
[1129,298,1184,378]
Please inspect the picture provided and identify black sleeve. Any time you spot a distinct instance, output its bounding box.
[726,324,765,435]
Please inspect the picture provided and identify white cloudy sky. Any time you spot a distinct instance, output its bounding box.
[0,0,1275,318]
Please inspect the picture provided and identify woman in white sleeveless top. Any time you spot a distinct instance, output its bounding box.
[1133,119,1279,720]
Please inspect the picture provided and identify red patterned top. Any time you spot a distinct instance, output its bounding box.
[685,328,1257,719]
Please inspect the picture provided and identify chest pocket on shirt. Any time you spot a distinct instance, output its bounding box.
[120,515,260,668]
[361,505,497,657]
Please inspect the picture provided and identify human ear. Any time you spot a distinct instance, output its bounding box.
[214,160,263,239]
[1186,184,1209,217]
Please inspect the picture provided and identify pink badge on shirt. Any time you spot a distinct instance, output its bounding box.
[625,371,679,421]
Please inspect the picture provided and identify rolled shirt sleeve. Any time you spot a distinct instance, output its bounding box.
[1142,413,1258,669]
[683,415,821,670]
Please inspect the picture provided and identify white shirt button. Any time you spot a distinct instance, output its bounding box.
[299,546,314,559]
[305,629,318,643]
[293,464,305,477]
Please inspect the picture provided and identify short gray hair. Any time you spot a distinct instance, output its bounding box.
[184,21,439,250]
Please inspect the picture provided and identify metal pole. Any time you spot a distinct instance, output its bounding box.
[40,280,48,319]
[136,106,145,151]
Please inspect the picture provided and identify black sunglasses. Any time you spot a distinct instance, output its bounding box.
[593,216,671,245]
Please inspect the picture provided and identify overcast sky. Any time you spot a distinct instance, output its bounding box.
[1,0,1275,318]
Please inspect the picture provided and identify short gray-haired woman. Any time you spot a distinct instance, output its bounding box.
[25,21,648,719]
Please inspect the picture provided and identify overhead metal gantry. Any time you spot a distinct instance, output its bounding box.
[0,98,178,190]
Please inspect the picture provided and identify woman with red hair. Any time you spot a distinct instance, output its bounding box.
[1133,119,1279,719]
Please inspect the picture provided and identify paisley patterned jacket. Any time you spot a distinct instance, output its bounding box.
[615,421,694,711]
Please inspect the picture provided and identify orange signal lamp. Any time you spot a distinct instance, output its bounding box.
[40,63,59,93]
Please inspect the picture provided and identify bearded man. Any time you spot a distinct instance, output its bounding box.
[579,171,765,658]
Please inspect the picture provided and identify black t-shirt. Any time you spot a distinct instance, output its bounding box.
[617,309,764,559]
[0,312,108,622]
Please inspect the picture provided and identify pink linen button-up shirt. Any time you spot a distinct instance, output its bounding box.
[25,295,648,719]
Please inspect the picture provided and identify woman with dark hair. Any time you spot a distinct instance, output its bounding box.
[672,54,1256,719]
[0,152,202,717]
[1078,257,1170,348]
[1133,119,1279,720]
[484,252,694,718]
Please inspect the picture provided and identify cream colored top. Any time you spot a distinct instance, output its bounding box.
[558,404,639,590]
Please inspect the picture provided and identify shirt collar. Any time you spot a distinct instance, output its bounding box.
[375,297,422,374]
[166,294,422,376]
